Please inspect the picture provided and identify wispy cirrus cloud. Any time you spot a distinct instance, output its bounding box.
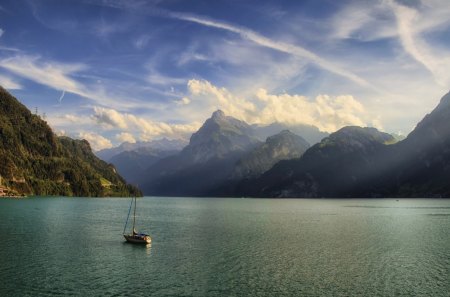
[0,55,147,109]
[388,0,450,87]
[0,46,22,52]
[330,3,394,41]
[1,55,86,92]
[147,71,186,86]
[0,74,22,89]
[169,12,375,90]
[133,34,152,50]
[330,0,450,89]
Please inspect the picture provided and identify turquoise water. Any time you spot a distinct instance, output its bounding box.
[0,197,449,296]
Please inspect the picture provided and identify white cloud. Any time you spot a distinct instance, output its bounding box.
[0,45,21,52]
[330,0,450,89]
[1,55,86,92]
[254,90,367,132]
[176,97,191,105]
[177,52,209,66]
[388,0,450,87]
[78,132,113,151]
[170,12,375,89]
[330,3,396,41]
[0,74,22,89]
[63,114,87,123]
[0,55,145,109]
[147,72,186,86]
[174,79,257,123]
[55,130,66,136]
[93,107,128,129]
[181,79,372,133]
[92,106,200,140]
[115,132,136,144]
[46,114,95,137]
[0,28,4,37]
[134,34,151,50]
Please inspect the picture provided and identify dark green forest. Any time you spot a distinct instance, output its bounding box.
[0,86,141,197]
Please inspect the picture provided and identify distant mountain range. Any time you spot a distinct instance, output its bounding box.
[232,130,310,180]
[102,110,327,190]
[252,122,328,146]
[135,109,320,196]
[96,138,187,185]
[138,110,263,196]
[129,91,450,198]
[235,126,395,197]
[235,91,450,198]
[96,138,187,161]
[0,87,140,197]
[9,76,447,198]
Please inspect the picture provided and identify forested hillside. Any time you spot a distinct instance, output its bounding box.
[0,86,141,197]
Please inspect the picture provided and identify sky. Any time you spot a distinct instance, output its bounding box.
[1,0,450,150]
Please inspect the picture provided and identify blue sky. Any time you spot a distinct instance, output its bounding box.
[1,0,449,150]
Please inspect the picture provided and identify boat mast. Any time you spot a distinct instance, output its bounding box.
[132,196,137,233]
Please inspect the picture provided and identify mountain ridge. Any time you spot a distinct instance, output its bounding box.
[233,91,450,198]
[232,130,310,179]
[0,86,140,197]
[139,109,262,196]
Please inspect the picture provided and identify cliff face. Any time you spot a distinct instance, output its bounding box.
[182,110,260,163]
[0,87,140,197]
[139,110,261,196]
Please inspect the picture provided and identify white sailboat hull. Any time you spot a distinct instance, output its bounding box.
[124,234,151,244]
[123,196,151,244]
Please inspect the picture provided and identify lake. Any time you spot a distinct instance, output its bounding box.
[0,197,449,296]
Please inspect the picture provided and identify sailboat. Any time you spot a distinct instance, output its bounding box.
[123,196,151,244]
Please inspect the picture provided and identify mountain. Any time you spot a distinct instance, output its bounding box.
[96,138,187,161]
[235,126,395,198]
[139,110,261,196]
[0,86,140,197]
[109,147,180,185]
[182,110,260,163]
[235,91,450,198]
[252,122,328,145]
[384,91,450,197]
[232,130,310,179]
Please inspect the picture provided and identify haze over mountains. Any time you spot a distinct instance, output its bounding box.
[99,91,450,198]
[96,109,317,196]
[139,110,265,196]
[101,110,326,187]
[3,83,450,198]
[236,91,450,198]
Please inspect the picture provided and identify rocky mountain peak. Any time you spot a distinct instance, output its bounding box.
[211,109,226,121]
[184,110,260,163]
[267,130,294,141]
[435,91,450,111]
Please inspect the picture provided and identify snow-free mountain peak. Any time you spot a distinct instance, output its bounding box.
[185,110,260,163]
[211,109,226,120]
